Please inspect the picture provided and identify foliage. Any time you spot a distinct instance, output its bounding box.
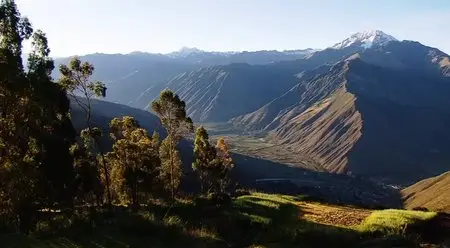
[106,116,160,207]
[192,129,234,196]
[0,0,76,233]
[192,126,217,194]
[58,57,112,207]
[159,137,183,198]
[210,137,234,194]
[151,90,193,200]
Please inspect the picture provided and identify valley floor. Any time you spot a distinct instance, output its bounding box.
[203,123,321,171]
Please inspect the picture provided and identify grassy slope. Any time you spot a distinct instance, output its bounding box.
[1,193,444,248]
[402,171,450,212]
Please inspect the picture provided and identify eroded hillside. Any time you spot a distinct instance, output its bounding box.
[232,42,450,183]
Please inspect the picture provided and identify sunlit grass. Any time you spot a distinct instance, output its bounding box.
[0,193,441,247]
[357,209,437,234]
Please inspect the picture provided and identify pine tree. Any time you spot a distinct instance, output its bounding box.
[151,90,193,200]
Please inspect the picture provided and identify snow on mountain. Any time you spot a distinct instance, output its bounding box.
[167,47,206,58]
[331,30,398,49]
[282,48,321,56]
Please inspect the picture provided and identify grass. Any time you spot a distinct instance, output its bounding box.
[357,209,437,235]
[0,192,444,248]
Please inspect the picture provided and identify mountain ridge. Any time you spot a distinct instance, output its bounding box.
[56,30,450,185]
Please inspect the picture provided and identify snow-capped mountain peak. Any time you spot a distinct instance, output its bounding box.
[167,47,205,58]
[331,30,398,49]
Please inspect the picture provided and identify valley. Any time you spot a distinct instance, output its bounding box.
[203,123,323,171]
[63,29,450,211]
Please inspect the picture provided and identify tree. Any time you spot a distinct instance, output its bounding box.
[192,126,216,194]
[107,116,160,208]
[0,0,36,231]
[159,137,183,198]
[212,137,234,194]
[58,58,112,207]
[0,0,76,233]
[151,90,193,200]
[27,30,77,210]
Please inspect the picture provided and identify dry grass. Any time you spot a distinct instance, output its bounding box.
[298,202,371,226]
[402,171,450,212]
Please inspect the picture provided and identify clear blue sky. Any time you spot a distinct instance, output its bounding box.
[17,0,450,57]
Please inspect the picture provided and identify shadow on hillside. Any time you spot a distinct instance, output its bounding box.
[178,135,403,208]
[144,196,414,248]
[231,153,404,209]
[1,209,224,248]
[1,198,427,248]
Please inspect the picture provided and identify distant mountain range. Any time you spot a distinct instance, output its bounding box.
[58,30,450,186]
[53,48,317,106]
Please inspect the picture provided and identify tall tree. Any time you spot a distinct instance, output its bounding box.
[212,138,234,194]
[0,0,76,232]
[151,90,193,200]
[58,58,112,207]
[27,30,77,209]
[0,0,38,233]
[107,116,160,208]
[192,126,216,194]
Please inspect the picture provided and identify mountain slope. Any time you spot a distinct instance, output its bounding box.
[139,31,386,122]
[232,39,450,184]
[54,49,317,107]
[402,171,450,212]
[70,98,162,136]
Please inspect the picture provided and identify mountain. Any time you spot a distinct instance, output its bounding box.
[54,54,197,106]
[70,97,162,137]
[166,47,317,65]
[402,171,450,212]
[62,30,450,185]
[331,30,397,49]
[53,48,317,107]
[134,31,385,121]
[137,63,303,122]
[142,30,396,123]
[140,30,450,184]
[232,39,450,184]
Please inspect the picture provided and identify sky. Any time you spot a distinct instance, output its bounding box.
[16,0,450,57]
